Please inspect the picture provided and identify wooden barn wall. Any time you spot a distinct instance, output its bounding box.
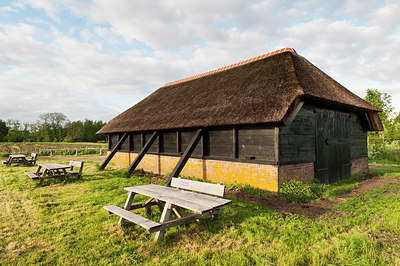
[278,104,368,165]
[349,113,368,158]
[238,126,275,161]
[119,133,130,152]
[108,126,277,164]
[131,133,141,152]
[181,129,202,156]
[279,104,316,165]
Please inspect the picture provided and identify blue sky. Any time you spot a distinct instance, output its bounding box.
[0,0,399,123]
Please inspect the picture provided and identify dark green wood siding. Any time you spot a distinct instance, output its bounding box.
[120,133,130,152]
[278,104,368,166]
[109,134,119,150]
[206,128,233,158]
[144,132,158,153]
[238,126,275,161]
[349,114,368,158]
[131,133,141,152]
[162,130,177,154]
[279,104,316,164]
[182,129,202,156]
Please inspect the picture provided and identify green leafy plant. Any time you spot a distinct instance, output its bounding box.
[279,179,320,202]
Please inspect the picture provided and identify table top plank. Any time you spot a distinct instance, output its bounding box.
[126,185,208,213]
[10,154,26,158]
[37,163,70,170]
[135,184,231,207]
[125,184,231,213]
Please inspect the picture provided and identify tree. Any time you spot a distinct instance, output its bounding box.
[64,121,84,142]
[365,89,394,126]
[39,112,68,142]
[0,120,8,142]
[6,119,23,142]
[364,89,396,142]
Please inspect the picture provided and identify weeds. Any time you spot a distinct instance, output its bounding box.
[279,175,364,203]
[369,141,400,164]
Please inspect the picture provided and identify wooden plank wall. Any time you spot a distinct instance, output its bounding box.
[119,133,130,152]
[279,104,316,164]
[349,113,368,158]
[279,104,368,165]
[181,130,202,156]
[238,126,275,161]
[207,128,233,158]
[108,126,277,164]
[107,103,368,165]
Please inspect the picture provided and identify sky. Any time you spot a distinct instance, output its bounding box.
[0,0,400,124]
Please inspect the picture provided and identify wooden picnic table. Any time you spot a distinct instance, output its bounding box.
[104,182,232,241]
[33,163,70,185]
[2,154,27,165]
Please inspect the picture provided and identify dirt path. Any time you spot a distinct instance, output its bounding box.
[227,176,400,219]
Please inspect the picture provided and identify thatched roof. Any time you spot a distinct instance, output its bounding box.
[98,48,381,134]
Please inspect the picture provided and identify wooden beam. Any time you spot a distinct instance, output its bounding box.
[141,132,145,148]
[176,130,181,154]
[128,131,158,175]
[233,127,238,158]
[100,133,128,170]
[166,128,204,186]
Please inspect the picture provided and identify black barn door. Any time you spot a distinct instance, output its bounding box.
[315,109,351,184]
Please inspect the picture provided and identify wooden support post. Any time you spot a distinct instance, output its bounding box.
[166,128,204,186]
[128,131,158,175]
[176,130,181,154]
[233,127,238,158]
[154,202,172,241]
[119,191,136,224]
[100,133,128,170]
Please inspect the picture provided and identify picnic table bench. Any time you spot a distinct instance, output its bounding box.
[104,177,232,241]
[25,161,84,185]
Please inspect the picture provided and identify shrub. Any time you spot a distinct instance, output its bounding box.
[368,141,400,164]
[279,179,320,202]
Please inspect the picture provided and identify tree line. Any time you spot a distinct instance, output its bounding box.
[0,112,106,142]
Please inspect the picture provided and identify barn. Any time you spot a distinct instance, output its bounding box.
[97,48,383,192]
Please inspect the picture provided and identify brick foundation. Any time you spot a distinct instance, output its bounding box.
[278,162,315,187]
[109,152,319,192]
[351,157,368,175]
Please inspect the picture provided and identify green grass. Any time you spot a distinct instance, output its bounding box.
[279,175,367,203]
[1,159,400,265]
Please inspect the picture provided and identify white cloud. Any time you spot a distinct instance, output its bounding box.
[1,0,400,124]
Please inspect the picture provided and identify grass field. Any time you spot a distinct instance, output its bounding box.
[0,142,107,156]
[1,155,400,265]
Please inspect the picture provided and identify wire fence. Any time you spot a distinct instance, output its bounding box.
[39,148,106,156]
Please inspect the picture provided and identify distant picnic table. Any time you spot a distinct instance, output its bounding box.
[26,163,69,185]
[25,161,84,185]
[1,153,38,166]
[2,154,27,165]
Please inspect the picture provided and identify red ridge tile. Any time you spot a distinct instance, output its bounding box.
[164,47,296,86]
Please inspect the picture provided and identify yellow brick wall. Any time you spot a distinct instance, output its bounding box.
[109,152,280,192]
